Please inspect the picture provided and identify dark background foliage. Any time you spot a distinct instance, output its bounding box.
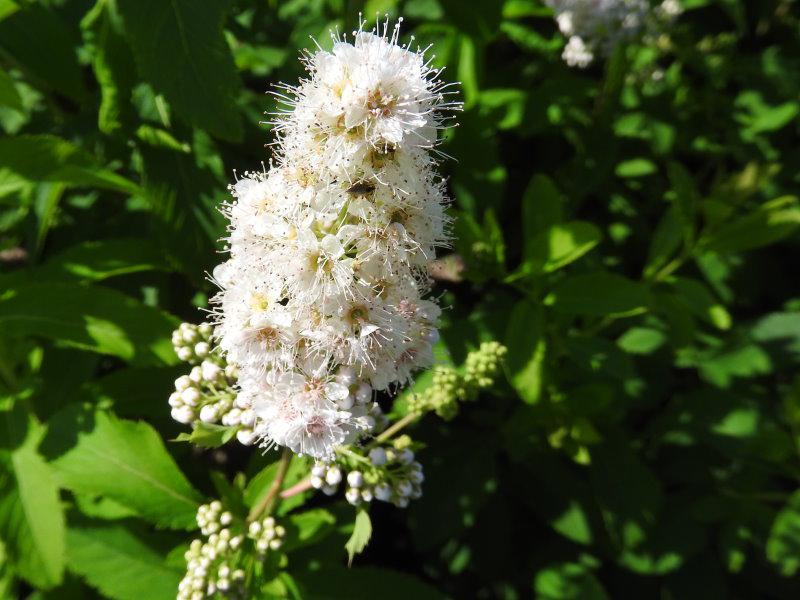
[1,0,800,598]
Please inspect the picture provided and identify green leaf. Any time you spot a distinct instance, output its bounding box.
[478,88,527,130]
[643,207,683,279]
[37,238,171,282]
[135,125,190,153]
[344,508,372,566]
[534,562,608,600]
[0,282,179,366]
[701,196,800,254]
[173,422,236,449]
[45,409,202,529]
[545,272,649,316]
[294,566,444,600]
[0,4,87,102]
[670,277,731,330]
[566,336,635,381]
[767,491,800,576]
[666,162,699,238]
[117,0,242,140]
[0,67,22,111]
[617,327,667,355]
[74,494,137,521]
[615,158,657,178]
[522,174,563,245]
[0,405,65,589]
[0,135,139,194]
[524,221,602,275]
[66,524,181,600]
[82,0,137,135]
[282,509,337,553]
[504,300,545,404]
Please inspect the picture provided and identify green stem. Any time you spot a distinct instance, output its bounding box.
[247,448,292,522]
[374,413,418,444]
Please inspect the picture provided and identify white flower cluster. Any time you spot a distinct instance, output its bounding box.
[169,324,259,446]
[546,0,682,67]
[212,18,459,460]
[310,442,423,508]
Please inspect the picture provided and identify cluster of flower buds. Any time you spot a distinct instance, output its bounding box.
[545,0,681,67]
[172,322,216,364]
[178,502,246,600]
[310,435,424,508]
[248,516,286,554]
[169,323,259,446]
[178,501,288,600]
[408,341,507,420]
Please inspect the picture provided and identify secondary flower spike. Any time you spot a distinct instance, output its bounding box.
[210,17,461,459]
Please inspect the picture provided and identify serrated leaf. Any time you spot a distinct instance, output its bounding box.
[344,509,372,566]
[45,409,202,529]
[117,0,242,140]
[66,524,181,600]
[282,508,337,553]
[0,135,139,194]
[173,422,236,449]
[0,405,65,589]
[82,0,137,134]
[0,282,178,366]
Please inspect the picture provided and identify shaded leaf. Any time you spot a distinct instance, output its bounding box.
[46,409,202,529]
[66,524,181,600]
[117,0,242,140]
[0,282,178,366]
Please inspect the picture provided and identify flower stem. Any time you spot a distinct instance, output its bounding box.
[247,447,292,522]
[280,477,313,499]
[374,412,418,444]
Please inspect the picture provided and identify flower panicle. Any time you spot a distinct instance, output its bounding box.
[205,16,461,460]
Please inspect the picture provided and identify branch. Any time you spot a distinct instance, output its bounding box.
[247,447,292,522]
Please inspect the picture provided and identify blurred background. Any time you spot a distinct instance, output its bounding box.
[1,0,800,598]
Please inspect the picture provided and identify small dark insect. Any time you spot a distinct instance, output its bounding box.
[346,181,376,196]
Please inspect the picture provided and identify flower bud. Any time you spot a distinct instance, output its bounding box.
[325,466,342,485]
[347,471,364,488]
[369,447,387,466]
[236,429,258,446]
[345,487,361,505]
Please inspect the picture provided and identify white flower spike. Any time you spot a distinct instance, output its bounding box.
[211,16,461,460]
